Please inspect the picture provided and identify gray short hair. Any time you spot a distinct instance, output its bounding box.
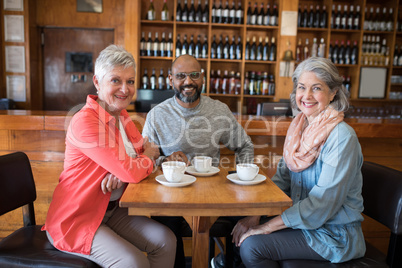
[290,57,349,112]
[94,45,136,82]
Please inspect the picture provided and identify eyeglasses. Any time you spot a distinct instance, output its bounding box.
[173,72,202,81]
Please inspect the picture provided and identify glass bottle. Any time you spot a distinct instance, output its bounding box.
[246,1,251,25]
[188,34,195,56]
[302,5,308,27]
[182,0,188,22]
[303,38,310,60]
[211,35,217,59]
[351,40,358,65]
[195,0,202,22]
[250,36,257,60]
[236,36,242,60]
[161,0,169,21]
[308,4,314,28]
[264,3,271,26]
[176,0,182,21]
[223,35,230,59]
[262,72,269,95]
[311,37,318,57]
[222,0,229,23]
[263,36,270,61]
[211,0,216,22]
[153,32,160,57]
[140,32,146,56]
[202,35,208,58]
[215,69,222,93]
[297,4,302,27]
[314,5,320,28]
[150,68,157,90]
[142,68,150,89]
[347,5,354,30]
[318,38,325,58]
[257,2,264,25]
[296,38,302,62]
[341,5,348,29]
[229,71,236,94]
[269,37,276,61]
[255,72,262,95]
[175,34,182,57]
[387,8,394,31]
[235,72,241,95]
[250,2,258,25]
[320,5,327,28]
[147,0,155,20]
[268,74,275,95]
[160,32,166,57]
[245,36,250,60]
[330,5,335,29]
[221,70,229,94]
[146,32,153,56]
[158,68,165,90]
[229,1,236,24]
[210,70,216,93]
[257,36,263,60]
[236,1,243,24]
[335,4,341,29]
[202,0,209,22]
[344,40,351,64]
[229,36,236,60]
[271,3,278,26]
[167,32,173,57]
[181,34,189,55]
[332,40,339,64]
[217,34,224,59]
[216,0,222,23]
[195,34,202,58]
[353,5,360,30]
[249,71,256,95]
[166,69,172,90]
[243,72,250,95]
[338,40,345,64]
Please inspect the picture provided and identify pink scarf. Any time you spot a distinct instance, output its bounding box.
[283,106,344,172]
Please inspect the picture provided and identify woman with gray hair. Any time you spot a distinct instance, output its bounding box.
[42,45,176,268]
[232,57,365,267]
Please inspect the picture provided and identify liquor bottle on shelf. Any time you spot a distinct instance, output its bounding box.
[202,35,208,58]
[269,37,276,61]
[393,45,399,66]
[150,68,157,90]
[216,0,222,23]
[311,38,318,57]
[161,0,169,21]
[222,0,229,23]
[243,72,250,94]
[330,5,335,29]
[387,8,394,31]
[335,5,341,29]
[318,38,325,58]
[255,72,262,95]
[296,38,302,62]
[158,69,165,90]
[328,41,332,61]
[245,36,250,60]
[210,70,216,93]
[188,35,195,56]
[257,2,264,25]
[188,0,195,22]
[202,0,209,22]
[229,1,235,24]
[229,36,236,60]
[307,4,314,28]
[167,32,173,57]
[140,32,146,56]
[297,4,302,27]
[166,69,172,90]
[249,71,256,95]
[384,46,390,66]
[347,5,354,30]
[344,40,351,64]
[380,7,387,31]
[268,74,275,95]
[195,34,202,58]
[228,71,236,94]
[303,38,310,60]
[235,36,242,59]
[250,2,257,25]
[142,68,150,89]
[153,32,160,57]
[250,36,257,60]
[195,0,202,22]
[343,76,351,93]
[264,3,271,26]
[263,36,270,61]
[235,72,241,94]
[271,3,278,26]
[176,0,182,21]
[314,5,320,28]
[160,32,167,57]
[351,40,358,65]
[302,5,308,27]
[332,40,339,64]
[353,5,360,30]
[211,0,216,22]
[341,5,348,29]
[338,40,345,64]
[236,1,243,24]
[176,34,182,57]
[211,35,217,59]
[246,1,251,25]
[257,36,263,60]
[181,34,189,55]
[262,72,269,95]
[217,35,223,59]
[215,69,222,93]
[146,32,153,56]
[221,70,229,94]
[147,0,155,20]
[182,0,188,22]
[374,7,380,31]
[366,7,374,30]
[320,5,327,28]
[223,35,230,59]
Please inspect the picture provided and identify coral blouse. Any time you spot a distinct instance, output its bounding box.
[42,95,153,255]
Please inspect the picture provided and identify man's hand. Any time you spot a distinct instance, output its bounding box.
[165,151,189,165]
[142,136,160,160]
[101,173,123,194]
[231,216,260,247]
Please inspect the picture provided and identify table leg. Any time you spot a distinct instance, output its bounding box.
[186,216,218,268]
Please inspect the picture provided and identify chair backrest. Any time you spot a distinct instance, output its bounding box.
[0,152,36,226]
[361,161,402,235]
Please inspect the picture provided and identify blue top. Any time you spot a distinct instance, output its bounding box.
[272,121,366,263]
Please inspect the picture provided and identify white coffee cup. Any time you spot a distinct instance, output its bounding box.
[162,161,186,183]
[236,163,259,181]
[191,156,212,173]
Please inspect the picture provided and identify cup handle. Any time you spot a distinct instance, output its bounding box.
[191,159,194,166]
[254,167,260,177]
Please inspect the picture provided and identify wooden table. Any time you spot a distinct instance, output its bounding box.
[120,167,292,268]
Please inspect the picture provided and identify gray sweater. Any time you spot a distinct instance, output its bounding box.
[142,95,254,166]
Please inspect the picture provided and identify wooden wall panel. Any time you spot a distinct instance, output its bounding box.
[0,130,9,150]
[10,130,66,152]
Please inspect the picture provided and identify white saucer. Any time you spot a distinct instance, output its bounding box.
[226,173,266,185]
[155,174,196,187]
[185,166,220,177]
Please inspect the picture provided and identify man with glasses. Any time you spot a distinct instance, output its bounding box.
[142,55,254,268]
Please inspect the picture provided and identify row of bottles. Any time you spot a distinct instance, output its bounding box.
[246,1,278,26]
[331,4,361,30]
[361,35,389,66]
[296,38,325,62]
[142,68,172,90]
[146,0,170,21]
[211,0,244,24]
[244,71,275,95]
[245,36,276,61]
[210,35,242,59]
[176,34,208,58]
[298,4,328,28]
[329,39,358,65]
[363,6,394,31]
[210,70,241,94]
[176,0,209,22]
[140,32,173,57]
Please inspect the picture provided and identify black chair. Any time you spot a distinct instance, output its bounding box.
[0,152,99,268]
[280,161,402,268]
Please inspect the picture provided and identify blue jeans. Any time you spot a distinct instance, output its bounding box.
[240,228,326,268]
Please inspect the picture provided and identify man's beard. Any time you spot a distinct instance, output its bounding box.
[174,84,201,103]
